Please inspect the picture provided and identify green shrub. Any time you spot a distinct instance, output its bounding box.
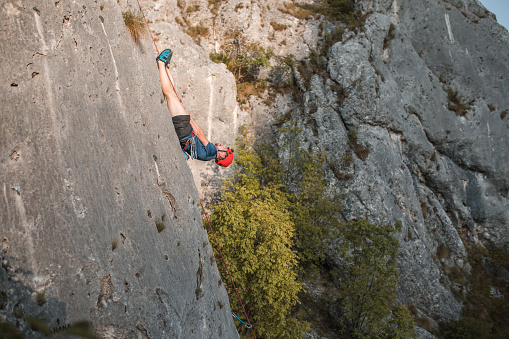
[210,36,273,84]
[439,243,509,337]
[440,317,489,339]
[269,122,343,270]
[210,34,273,102]
[209,128,308,338]
[331,219,416,338]
[298,0,357,26]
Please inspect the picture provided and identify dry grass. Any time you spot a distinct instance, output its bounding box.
[347,129,370,161]
[187,25,209,39]
[186,4,200,13]
[175,17,186,27]
[436,244,452,260]
[122,11,147,42]
[446,88,470,116]
[415,317,433,333]
[208,0,225,14]
[112,239,118,251]
[329,162,353,180]
[270,21,288,31]
[156,215,166,233]
[279,2,312,20]
[237,81,266,105]
[36,291,47,306]
[383,23,396,49]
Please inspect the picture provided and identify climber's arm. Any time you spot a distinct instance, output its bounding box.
[190,117,210,146]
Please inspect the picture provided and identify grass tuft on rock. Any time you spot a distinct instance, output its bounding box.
[446,88,470,116]
[347,129,370,161]
[36,291,47,306]
[122,11,147,42]
[156,217,166,233]
[187,25,209,40]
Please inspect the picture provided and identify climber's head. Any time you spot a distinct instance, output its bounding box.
[215,145,234,167]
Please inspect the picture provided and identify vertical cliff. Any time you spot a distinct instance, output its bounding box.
[0,0,238,337]
[137,0,509,336]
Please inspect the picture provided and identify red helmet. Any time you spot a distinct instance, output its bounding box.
[215,147,234,167]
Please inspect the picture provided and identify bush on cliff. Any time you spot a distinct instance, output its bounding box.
[208,127,308,338]
[330,219,416,338]
[209,124,415,338]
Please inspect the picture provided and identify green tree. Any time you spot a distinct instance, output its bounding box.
[331,219,416,338]
[208,128,308,338]
[258,122,343,271]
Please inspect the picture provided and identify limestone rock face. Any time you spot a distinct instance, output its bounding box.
[313,0,508,326]
[0,0,238,337]
[147,0,509,333]
[138,0,323,199]
[108,0,509,335]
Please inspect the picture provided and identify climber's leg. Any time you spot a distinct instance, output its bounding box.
[158,59,187,117]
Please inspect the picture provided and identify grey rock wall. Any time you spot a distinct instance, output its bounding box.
[300,0,508,327]
[0,0,238,337]
[138,0,508,335]
[140,0,322,200]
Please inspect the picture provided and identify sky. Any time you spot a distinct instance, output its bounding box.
[480,0,509,30]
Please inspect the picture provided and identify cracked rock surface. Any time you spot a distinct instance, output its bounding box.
[0,0,238,337]
[296,0,508,327]
[145,0,509,333]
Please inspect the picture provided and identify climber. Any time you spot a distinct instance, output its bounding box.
[156,48,234,167]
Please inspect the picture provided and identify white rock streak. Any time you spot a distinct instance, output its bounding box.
[445,13,455,42]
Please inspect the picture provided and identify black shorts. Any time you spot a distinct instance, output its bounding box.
[172,115,192,140]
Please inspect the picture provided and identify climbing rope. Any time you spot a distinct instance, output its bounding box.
[136,0,187,109]
[201,202,256,337]
[135,1,256,337]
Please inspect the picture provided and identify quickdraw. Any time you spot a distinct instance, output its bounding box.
[181,132,196,160]
[232,312,253,329]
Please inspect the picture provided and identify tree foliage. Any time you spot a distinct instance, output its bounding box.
[331,219,416,338]
[208,127,307,338]
[270,123,343,271]
[209,124,415,338]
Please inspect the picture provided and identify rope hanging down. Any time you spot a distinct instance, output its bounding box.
[201,202,256,336]
[135,1,256,337]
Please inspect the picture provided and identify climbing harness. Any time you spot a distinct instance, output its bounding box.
[181,131,197,160]
[135,2,255,336]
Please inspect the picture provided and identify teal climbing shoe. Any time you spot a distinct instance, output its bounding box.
[156,49,173,67]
